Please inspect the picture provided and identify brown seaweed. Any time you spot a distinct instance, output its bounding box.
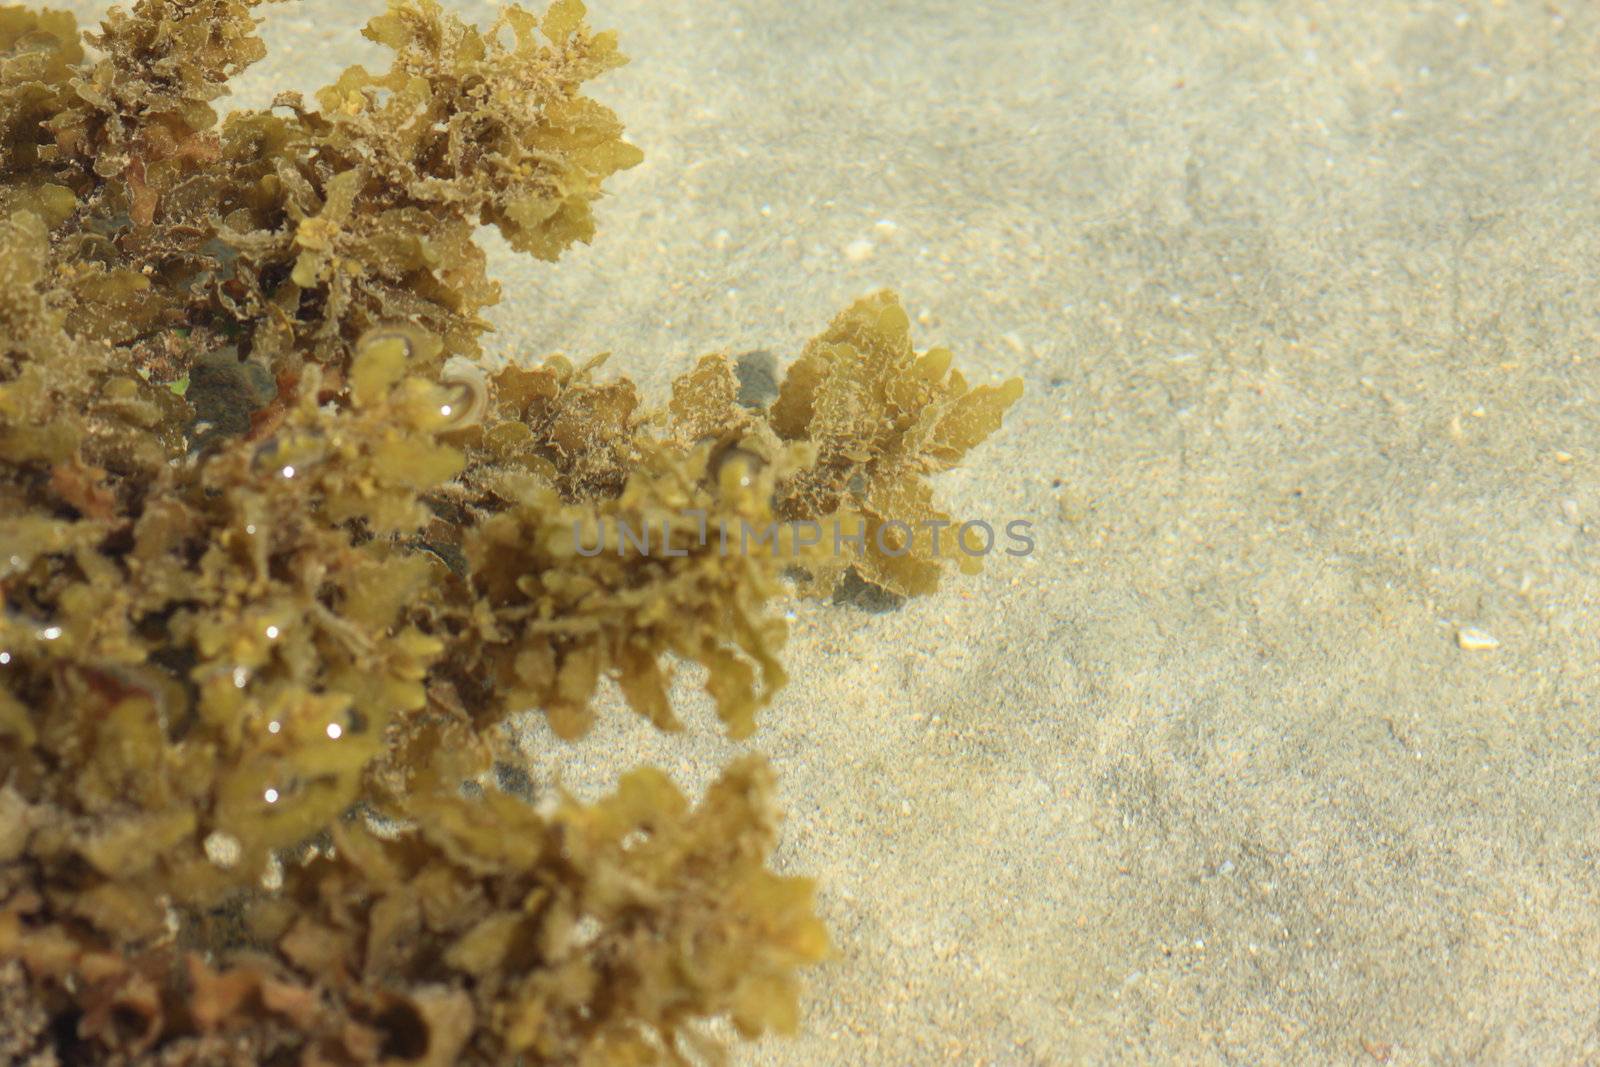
[0,1,1019,1063]
[773,291,1024,596]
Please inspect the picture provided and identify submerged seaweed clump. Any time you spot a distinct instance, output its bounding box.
[0,1,1020,1063]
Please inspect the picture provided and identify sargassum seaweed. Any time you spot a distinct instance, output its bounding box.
[0,0,1022,1063]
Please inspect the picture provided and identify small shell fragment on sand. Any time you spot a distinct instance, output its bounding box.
[1455,627,1499,651]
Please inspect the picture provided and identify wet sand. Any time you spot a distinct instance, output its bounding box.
[60,1,1600,1062]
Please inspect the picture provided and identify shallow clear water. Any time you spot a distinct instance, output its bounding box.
[51,1,1600,1062]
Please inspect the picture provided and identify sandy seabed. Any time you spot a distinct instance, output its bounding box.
[59,0,1600,1063]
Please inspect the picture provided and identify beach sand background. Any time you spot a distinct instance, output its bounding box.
[57,0,1600,1062]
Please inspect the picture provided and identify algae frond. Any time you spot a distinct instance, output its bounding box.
[0,1,1020,1062]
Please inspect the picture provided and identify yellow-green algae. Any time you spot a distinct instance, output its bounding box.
[0,1,1021,1063]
